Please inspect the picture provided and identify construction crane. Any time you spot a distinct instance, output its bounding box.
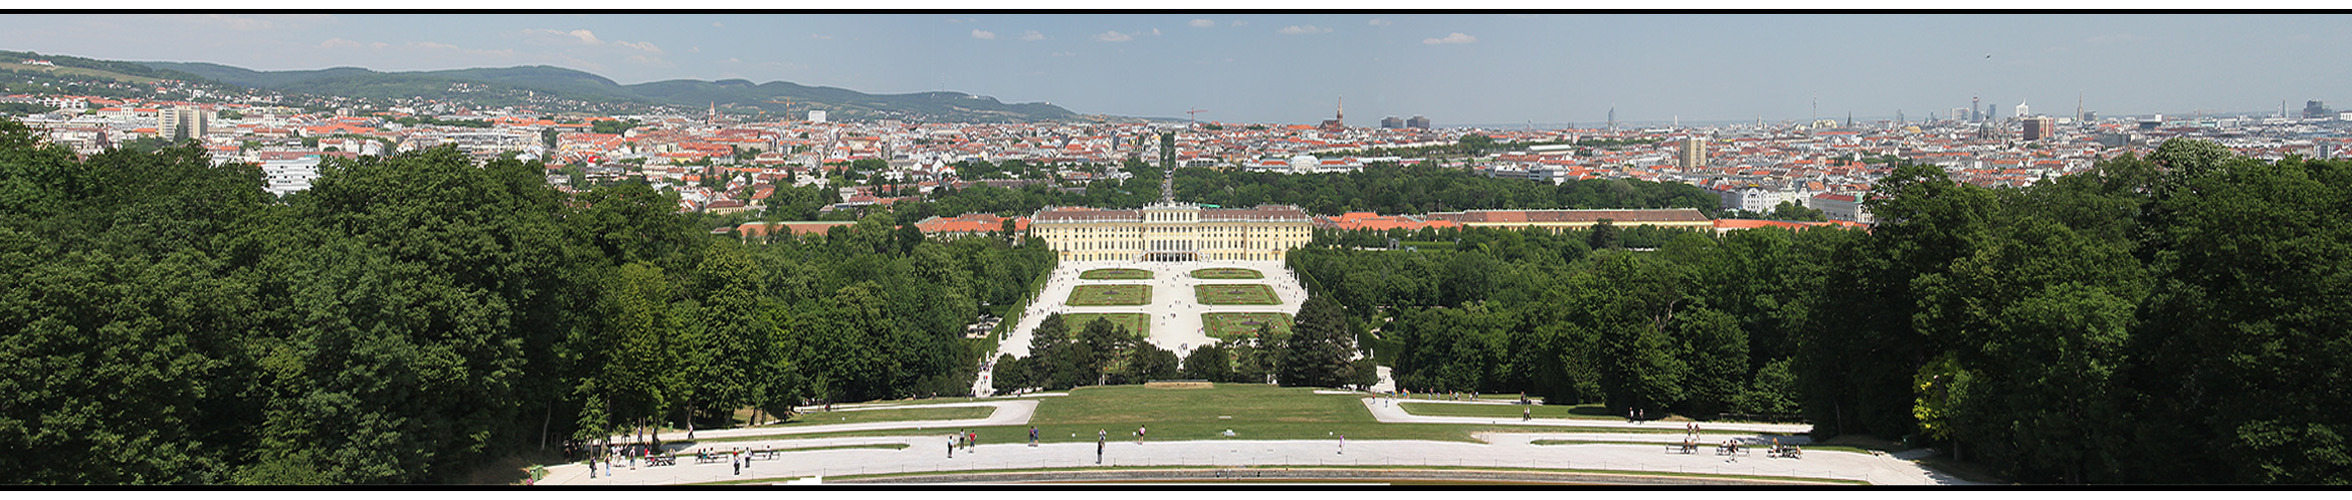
[1185,108,1207,127]
[766,98,793,121]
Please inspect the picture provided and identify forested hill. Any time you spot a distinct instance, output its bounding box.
[137,60,1083,122]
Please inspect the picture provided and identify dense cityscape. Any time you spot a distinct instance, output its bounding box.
[2,12,2349,489]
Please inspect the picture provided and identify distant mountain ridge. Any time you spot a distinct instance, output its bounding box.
[135,60,1084,122]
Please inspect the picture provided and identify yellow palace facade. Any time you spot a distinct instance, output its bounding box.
[1031,201,1313,262]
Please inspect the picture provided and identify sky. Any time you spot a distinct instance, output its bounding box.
[2,13,2346,125]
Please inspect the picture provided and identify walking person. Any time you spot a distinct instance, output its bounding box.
[1096,430,1106,464]
[948,434,955,459]
[1029,426,1039,447]
[1137,425,1146,445]
[1338,434,1345,455]
[970,431,979,453]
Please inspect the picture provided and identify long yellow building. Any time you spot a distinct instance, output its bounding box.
[1032,201,1313,262]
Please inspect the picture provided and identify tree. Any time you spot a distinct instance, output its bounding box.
[1179,343,1234,382]
[1279,295,1357,387]
[1587,219,1621,250]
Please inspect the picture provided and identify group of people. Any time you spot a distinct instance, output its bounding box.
[947,429,980,458]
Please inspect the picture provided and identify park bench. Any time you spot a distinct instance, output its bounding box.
[646,455,677,467]
[1769,446,1803,459]
[694,451,729,464]
[1716,443,1751,456]
[750,449,780,460]
[1666,442,1700,454]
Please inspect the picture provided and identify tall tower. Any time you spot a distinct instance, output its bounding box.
[1971,96,1981,122]
[2015,100,2030,119]
[706,102,716,124]
[2075,93,2084,123]
[1607,105,1616,131]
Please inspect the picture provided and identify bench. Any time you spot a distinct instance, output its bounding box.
[646,455,677,467]
[750,449,781,461]
[1716,444,1751,456]
[1769,446,1803,459]
[1665,442,1700,454]
[694,452,730,464]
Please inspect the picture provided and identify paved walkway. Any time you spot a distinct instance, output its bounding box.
[983,260,1307,396]
[1360,397,1816,434]
[539,432,1969,485]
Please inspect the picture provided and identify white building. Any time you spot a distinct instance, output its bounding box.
[260,156,323,196]
[1806,192,1875,224]
[1719,185,1808,214]
[807,110,828,123]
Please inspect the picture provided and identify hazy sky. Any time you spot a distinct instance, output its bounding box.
[3,13,2345,124]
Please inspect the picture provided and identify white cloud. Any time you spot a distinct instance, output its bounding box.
[711,21,724,28]
[810,33,833,40]
[523,28,604,45]
[1278,25,1332,35]
[614,40,662,53]
[1230,20,1248,27]
[1094,30,1134,42]
[1369,18,1392,26]
[1018,30,1046,41]
[1188,19,1215,28]
[1422,32,1477,45]
[1051,51,1076,57]
[971,29,997,40]
[722,57,741,63]
[319,38,365,49]
[1150,28,1162,36]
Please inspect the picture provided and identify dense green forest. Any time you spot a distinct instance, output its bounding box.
[0,119,1053,484]
[919,162,1723,218]
[1291,140,2351,484]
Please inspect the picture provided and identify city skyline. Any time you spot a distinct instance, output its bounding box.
[1,13,2345,124]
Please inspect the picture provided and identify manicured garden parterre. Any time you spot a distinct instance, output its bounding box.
[1066,284,1151,306]
[1202,312,1293,341]
[1195,284,1281,305]
[1189,268,1264,279]
[1062,313,1150,338]
[1079,268,1154,280]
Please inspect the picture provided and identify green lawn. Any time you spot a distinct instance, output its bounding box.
[1195,284,1281,305]
[1202,312,1293,341]
[1398,402,1625,421]
[1190,268,1264,279]
[692,384,1782,446]
[770,406,995,427]
[1079,268,1154,280]
[1067,284,1151,306]
[1062,313,1149,338]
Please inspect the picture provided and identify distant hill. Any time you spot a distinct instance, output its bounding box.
[139,60,1082,122]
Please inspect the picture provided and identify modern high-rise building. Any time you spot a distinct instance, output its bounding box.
[157,106,210,141]
[1380,116,1403,129]
[1407,115,1431,129]
[1678,136,1707,169]
[807,110,828,123]
[1971,96,1981,121]
[2307,100,2333,119]
[2023,116,2056,141]
[2015,100,2030,119]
